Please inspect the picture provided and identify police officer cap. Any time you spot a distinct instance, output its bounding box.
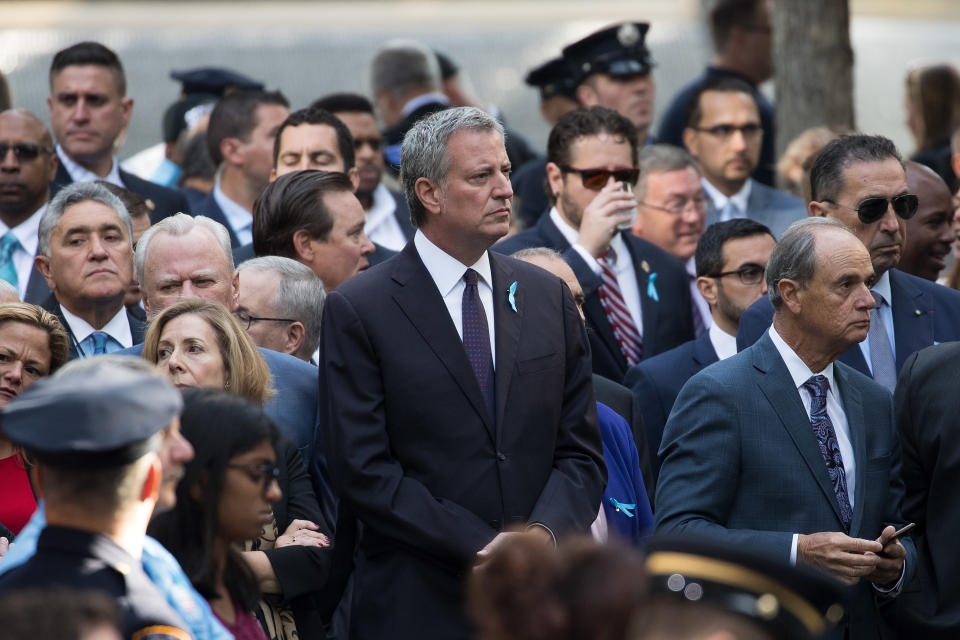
[525,57,578,101]
[1,362,183,469]
[643,535,847,640]
[562,22,656,85]
[163,67,264,143]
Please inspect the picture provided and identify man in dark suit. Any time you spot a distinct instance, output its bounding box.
[0,109,57,303]
[311,93,415,251]
[495,107,693,381]
[193,89,289,249]
[320,107,605,639]
[35,182,145,359]
[737,134,960,391]
[683,76,806,238]
[625,218,775,482]
[890,342,960,637]
[657,218,915,640]
[46,41,191,223]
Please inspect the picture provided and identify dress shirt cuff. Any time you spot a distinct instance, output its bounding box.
[872,559,906,597]
[572,244,602,275]
[527,522,558,548]
[790,533,799,565]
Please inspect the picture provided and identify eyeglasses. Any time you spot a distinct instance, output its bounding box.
[709,262,766,285]
[639,197,707,216]
[234,310,296,331]
[560,165,640,190]
[0,142,52,162]
[691,123,763,140]
[227,462,280,491]
[823,194,919,225]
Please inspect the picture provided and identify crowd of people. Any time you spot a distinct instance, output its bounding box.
[0,0,959,638]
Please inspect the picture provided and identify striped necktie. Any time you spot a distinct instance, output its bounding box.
[597,248,643,366]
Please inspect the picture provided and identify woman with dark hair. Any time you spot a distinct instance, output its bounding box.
[149,390,334,640]
[905,63,960,191]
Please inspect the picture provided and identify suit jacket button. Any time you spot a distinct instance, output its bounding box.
[496,452,506,462]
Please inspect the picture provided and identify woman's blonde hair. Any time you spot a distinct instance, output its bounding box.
[0,302,70,374]
[142,299,274,406]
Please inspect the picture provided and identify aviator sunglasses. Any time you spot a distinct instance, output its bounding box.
[560,165,640,190]
[824,193,919,225]
[0,142,51,162]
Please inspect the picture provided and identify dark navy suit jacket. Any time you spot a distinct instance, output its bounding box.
[192,191,241,248]
[39,294,146,361]
[51,164,191,225]
[494,212,694,381]
[737,268,960,377]
[624,331,719,482]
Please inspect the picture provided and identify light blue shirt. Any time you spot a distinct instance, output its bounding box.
[213,184,253,246]
[1,504,234,640]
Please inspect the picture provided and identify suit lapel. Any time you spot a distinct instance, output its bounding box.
[197,194,240,248]
[40,293,78,360]
[491,254,520,442]
[127,309,147,346]
[623,235,657,354]
[691,331,719,367]
[23,264,51,305]
[390,244,495,441]
[751,335,846,525]
[889,270,934,372]
[834,365,867,536]
[838,345,869,376]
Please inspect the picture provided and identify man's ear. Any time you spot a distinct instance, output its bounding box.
[575,83,597,107]
[221,137,244,167]
[808,200,829,218]
[269,167,278,183]
[285,321,306,357]
[347,167,360,192]
[682,127,698,156]
[34,254,55,290]
[697,275,719,307]
[545,162,565,202]
[778,278,803,314]
[292,229,315,263]
[414,177,443,217]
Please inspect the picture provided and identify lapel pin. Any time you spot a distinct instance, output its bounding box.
[640,260,650,273]
[508,281,518,313]
[914,309,923,316]
[647,272,659,302]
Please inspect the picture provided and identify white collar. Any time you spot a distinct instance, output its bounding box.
[709,321,738,360]
[59,303,133,348]
[768,324,837,391]
[56,145,123,187]
[702,177,752,213]
[0,203,45,257]
[401,93,450,118]
[365,182,397,224]
[413,229,492,296]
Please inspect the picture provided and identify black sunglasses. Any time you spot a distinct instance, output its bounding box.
[824,194,919,225]
[0,142,51,162]
[559,165,640,190]
[709,263,766,285]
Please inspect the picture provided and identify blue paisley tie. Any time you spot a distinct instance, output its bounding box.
[802,374,853,532]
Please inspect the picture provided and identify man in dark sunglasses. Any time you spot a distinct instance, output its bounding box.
[737,134,960,391]
[496,106,694,381]
[683,76,806,239]
[0,109,58,304]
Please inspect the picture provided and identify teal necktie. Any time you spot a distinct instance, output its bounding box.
[0,232,21,289]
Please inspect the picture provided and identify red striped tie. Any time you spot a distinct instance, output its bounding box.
[597,249,643,366]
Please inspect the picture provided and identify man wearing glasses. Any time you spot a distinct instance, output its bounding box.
[495,106,693,380]
[625,218,775,482]
[738,134,960,391]
[683,76,806,238]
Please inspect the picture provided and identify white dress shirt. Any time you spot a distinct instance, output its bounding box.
[0,204,44,300]
[365,183,407,251]
[549,207,644,336]
[60,304,133,357]
[708,322,738,361]
[212,184,253,246]
[686,256,712,332]
[414,230,496,366]
[57,145,123,186]
[703,177,752,220]
[857,270,896,373]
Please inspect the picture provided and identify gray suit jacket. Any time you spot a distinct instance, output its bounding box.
[705,179,807,238]
[656,332,916,640]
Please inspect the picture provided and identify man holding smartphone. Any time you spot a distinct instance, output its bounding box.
[495,106,694,380]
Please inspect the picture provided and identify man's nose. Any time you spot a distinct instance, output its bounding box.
[0,146,19,171]
[494,170,513,200]
[360,233,375,256]
[72,98,90,123]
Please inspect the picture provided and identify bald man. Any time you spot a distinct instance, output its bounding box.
[900,161,954,281]
[0,109,57,302]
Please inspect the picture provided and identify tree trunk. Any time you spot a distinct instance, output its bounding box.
[772,0,855,158]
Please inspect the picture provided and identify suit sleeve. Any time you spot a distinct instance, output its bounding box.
[624,363,671,485]
[654,368,794,560]
[528,280,607,537]
[894,352,927,531]
[319,290,498,566]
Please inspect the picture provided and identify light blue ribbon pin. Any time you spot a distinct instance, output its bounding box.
[646,272,659,302]
[609,497,636,518]
[508,281,518,312]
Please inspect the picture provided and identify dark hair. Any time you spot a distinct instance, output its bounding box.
[49,41,125,95]
[684,75,757,129]
[695,218,774,277]
[272,107,355,171]
[0,70,10,111]
[148,388,278,613]
[809,134,902,202]
[311,92,375,116]
[252,170,355,258]
[547,106,639,173]
[95,181,151,220]
[709,0,763,53]
[179,130,217,183]
[206,90,289,166]
[0,588,120,640]
[905,64,960,151]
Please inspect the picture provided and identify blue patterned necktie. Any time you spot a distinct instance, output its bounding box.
[802,374,853,532]
[462,268,495,417]
[0,232,21,289]
[868,292,897,392]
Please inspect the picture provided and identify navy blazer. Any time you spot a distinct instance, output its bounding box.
[597,402,653,546]
[319,243,605,639]
[737,268,960,377]
[704,179,807,239]
[494,212,695,380]
[51,163,191,225]
[22,263,51,305]
[191,191,241,248]
[624,331,719,483]
[656,332,916,640]
[39,294,146,360]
